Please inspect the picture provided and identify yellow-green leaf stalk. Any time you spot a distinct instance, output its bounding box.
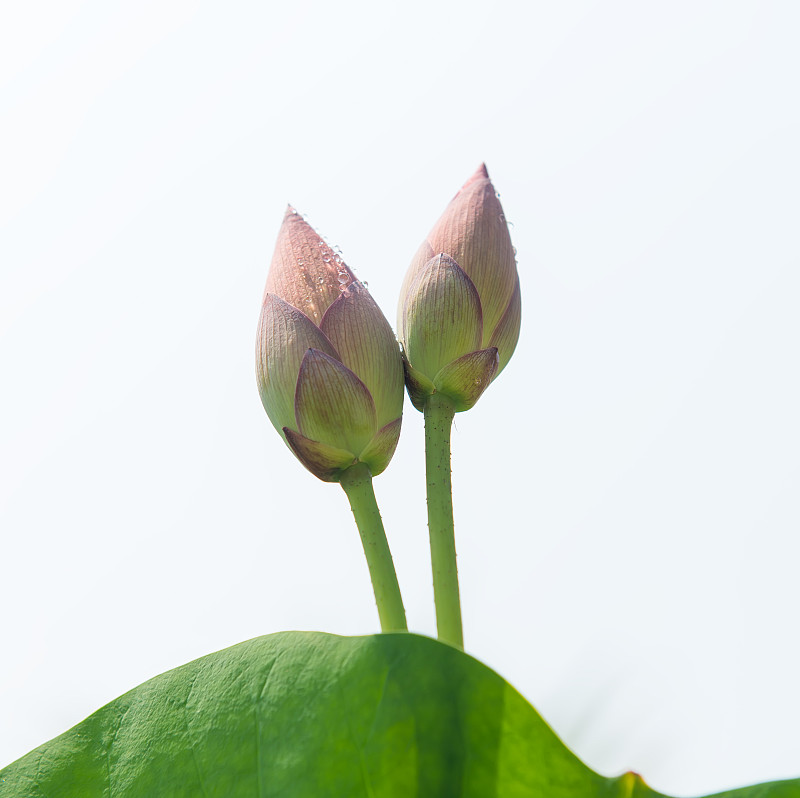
[257,208,406,632]
[398,165,522,648]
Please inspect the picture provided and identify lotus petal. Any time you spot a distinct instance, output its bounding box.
[403,254,483,381]
[397,239,435,338]
[295,349,377,457]
[488,274,521,375]
[283,427,356,482]
[425,164,517,337]
[433,347,499,411]
[357,417,402,478]
[402,356,436,412]
[256,294,339,434]
[264,207,357,324]
[320,284,404,428]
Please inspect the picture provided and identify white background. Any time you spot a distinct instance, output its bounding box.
[1,1,799,795]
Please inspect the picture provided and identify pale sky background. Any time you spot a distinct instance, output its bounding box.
[1,2,799,795]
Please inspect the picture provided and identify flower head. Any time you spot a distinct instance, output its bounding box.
[257,208,404,481]
[398,164,521,411]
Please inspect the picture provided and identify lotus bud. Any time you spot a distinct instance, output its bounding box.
[257,208,404,481]
[398,164,521,411]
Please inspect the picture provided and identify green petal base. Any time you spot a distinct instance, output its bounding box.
[1,633,797,797]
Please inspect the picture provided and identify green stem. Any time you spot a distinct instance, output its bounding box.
[340,462,407,633]
[423,392,463,649]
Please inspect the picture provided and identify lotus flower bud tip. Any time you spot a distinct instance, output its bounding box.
[257,211,404,481]
[398,164,521,412]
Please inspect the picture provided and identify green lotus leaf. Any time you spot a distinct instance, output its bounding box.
[1,633,797,798]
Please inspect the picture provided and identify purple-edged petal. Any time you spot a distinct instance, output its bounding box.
[397,238,434,339]
[403,356,436,412]
[488,274,521,376]
[402,254,483,381]
[263,207,357,324]
[433,347,499,412]
[295,349,377,457]
[357,417,402,477]
[283,427,356,482]
[256,294,339,434]
[425,165,517,336]
[320,283,404,428]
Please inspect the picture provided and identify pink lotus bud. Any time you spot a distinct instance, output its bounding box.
[398,165,521,411]
[257,208,404,481]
